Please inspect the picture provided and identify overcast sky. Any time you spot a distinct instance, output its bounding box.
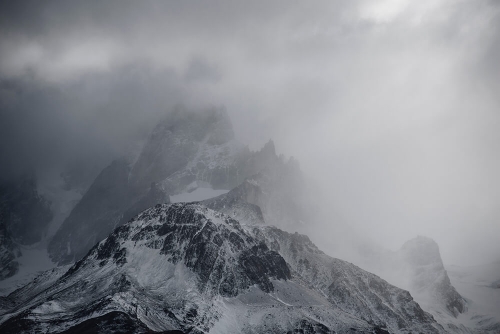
[1,0,499,265]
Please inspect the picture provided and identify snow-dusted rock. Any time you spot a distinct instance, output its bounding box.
[1,203,444,333]
[49,108,308,266]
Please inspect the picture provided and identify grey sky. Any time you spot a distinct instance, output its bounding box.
[1,0,499,265]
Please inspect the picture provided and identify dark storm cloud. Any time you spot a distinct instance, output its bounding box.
[0,64,187,179]
[1,0,499,265]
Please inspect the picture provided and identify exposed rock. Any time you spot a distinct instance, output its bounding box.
[1,203,444,333]
[49,107,308,265]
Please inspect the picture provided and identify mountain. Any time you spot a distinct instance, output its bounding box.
[47,158,170,265]
[129,107,240,192]
[0,203,444,333]
[446,261,500,333]
[0,221,18,281]
[400,237,467,317]
[202,166,309,231]
[351,236,497,333]
[48,107,307,266]
[0,174,53,280]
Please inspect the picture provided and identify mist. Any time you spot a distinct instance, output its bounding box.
[1,0,500,266]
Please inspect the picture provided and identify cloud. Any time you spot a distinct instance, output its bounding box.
[0,0,499,265]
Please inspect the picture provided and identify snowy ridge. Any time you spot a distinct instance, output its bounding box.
[1,203,444,333]
[48,107,306,267]
[251,226,442,333]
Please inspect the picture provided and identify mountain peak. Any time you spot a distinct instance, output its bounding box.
[400,235,467,318]
[153,106,235,145]
[401,235,442,266]
[1,203,444,333]
[261,139,276,156]
[130,107,236,190]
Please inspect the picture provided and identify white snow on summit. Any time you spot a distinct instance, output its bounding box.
[170,187,229,203]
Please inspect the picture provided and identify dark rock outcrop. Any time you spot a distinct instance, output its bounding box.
[1,203,444,333]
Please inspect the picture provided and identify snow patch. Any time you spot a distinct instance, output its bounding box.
[170,188,229,203]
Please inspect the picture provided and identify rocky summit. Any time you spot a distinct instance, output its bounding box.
[48,107,307,266]
[1,203,444,334]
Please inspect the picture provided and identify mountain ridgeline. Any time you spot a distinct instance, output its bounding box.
[1,107,484,333]
[0,203,444,334]
[48,107,306,265]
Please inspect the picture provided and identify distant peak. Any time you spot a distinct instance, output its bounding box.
[401,235,442,266]
[151,106,235,144]
[205,107,234,145]
[261,139,276,155]
[405,235,439,247]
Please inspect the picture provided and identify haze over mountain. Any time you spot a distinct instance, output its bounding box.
[1,1,500,333]
[2,0,500,267]
[1,106,497,333]
[0,203,445,333]
[48,107,307,266]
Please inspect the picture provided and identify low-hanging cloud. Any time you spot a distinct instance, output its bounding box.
[1,0,499,266]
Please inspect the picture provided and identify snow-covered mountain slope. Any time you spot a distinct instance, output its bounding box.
[48,107,308,266]
[1,203,444,333]
[446,261,500,333]
[250,227,443,333]
[349,237,500,333]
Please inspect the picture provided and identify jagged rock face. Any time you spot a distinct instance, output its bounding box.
[252,227,441,333]
[81,203,291,298]
[130,107,237,191]
[401,236,467,317]
[49,108,308,265]
[1,204,444,334]
[0,175,52,280]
